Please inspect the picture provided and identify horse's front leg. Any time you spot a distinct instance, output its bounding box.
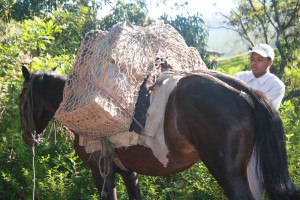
[73,135,117,199]
[89,152,117,200]
[118,170,142,200]
[93,158,117,200]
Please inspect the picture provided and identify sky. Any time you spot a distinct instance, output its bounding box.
[146,0,235,20]
[99,0,235,20]
[188,0,235,19]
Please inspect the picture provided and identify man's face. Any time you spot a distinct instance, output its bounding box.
[250,52,273,78]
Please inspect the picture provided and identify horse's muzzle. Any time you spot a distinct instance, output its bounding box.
[22,132,39,147]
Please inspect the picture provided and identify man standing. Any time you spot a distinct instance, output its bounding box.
[234,43,285,110]
[234,44,286,200]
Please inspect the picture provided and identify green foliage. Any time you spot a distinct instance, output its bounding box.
[0,0,80,22]
[284,65,300,92]
[19,17,57,57]
[50,6,99,55]
[115,163,223,200]
[99,0,151,30]
[142,163,222,200]
[31,129,98,199]
[280,101,300,187]
[0,7,96,199]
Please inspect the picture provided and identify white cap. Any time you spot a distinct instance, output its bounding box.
[249,43,275,61]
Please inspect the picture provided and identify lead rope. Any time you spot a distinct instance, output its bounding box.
[25,80,38,200]
[28,107,37,200]
[32,145,36,200]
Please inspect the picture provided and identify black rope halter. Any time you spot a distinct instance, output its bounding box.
[20,75,42,146]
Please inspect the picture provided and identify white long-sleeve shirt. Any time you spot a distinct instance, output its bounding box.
[234,70,285,110]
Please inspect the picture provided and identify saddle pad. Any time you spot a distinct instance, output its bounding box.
[143,75,183,166]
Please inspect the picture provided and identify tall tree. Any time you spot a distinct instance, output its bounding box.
[0,0,67,22]
[224,0,299,77]
[98,0,151,30]
[160,13,209,65]
[0,0,103,22]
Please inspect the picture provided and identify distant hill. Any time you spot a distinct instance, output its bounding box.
[205,15,249,57]
[215,53,249,75]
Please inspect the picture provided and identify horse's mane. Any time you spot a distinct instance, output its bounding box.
[30,69,66,112]
[33,69,66,80]
[31,69,66,92]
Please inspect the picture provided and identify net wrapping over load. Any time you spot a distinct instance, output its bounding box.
[55,20,207,139]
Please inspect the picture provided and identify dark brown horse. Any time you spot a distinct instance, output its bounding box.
[19,66,299,200]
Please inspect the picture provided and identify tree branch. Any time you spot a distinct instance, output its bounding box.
[214,8,254,46]
[282,0,300,29]
[282,90,300,102]
[248,0,269,43]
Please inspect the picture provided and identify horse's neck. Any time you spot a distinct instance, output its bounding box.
[43,76,66,113]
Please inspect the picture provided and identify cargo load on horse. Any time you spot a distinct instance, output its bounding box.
[55,20,206,140]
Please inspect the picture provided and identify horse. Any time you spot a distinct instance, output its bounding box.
[19,65,300,200]
[19,66,142,199]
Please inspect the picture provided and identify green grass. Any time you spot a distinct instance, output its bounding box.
[214,53,249,75]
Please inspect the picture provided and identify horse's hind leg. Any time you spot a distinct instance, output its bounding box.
[202,157,255,200]
[119,171,142,200]
[202,144,257,200]
[247,151,263,200]
[225,174,255,200]
[194,130,256,199]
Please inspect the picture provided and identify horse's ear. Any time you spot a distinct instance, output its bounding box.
[22,65,31,81]
[52,67,57,71]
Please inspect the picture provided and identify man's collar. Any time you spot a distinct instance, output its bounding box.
[250,70,270,85]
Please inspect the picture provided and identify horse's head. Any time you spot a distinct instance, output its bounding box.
[19,66,66,146]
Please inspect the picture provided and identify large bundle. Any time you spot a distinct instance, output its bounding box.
[55,20,207,139]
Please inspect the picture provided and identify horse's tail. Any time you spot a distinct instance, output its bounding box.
[250,90,300,200]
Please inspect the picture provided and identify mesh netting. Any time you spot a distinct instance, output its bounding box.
[54,20,207,139]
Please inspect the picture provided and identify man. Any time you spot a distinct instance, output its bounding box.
[234,43,285,110]
[234,44,286,200]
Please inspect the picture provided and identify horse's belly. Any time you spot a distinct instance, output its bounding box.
[115,144,199,176]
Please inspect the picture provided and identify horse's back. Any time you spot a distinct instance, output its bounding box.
[170,74,256,137]
[166,74,255,164]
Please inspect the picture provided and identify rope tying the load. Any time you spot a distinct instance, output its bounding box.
[98,138,114,198]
